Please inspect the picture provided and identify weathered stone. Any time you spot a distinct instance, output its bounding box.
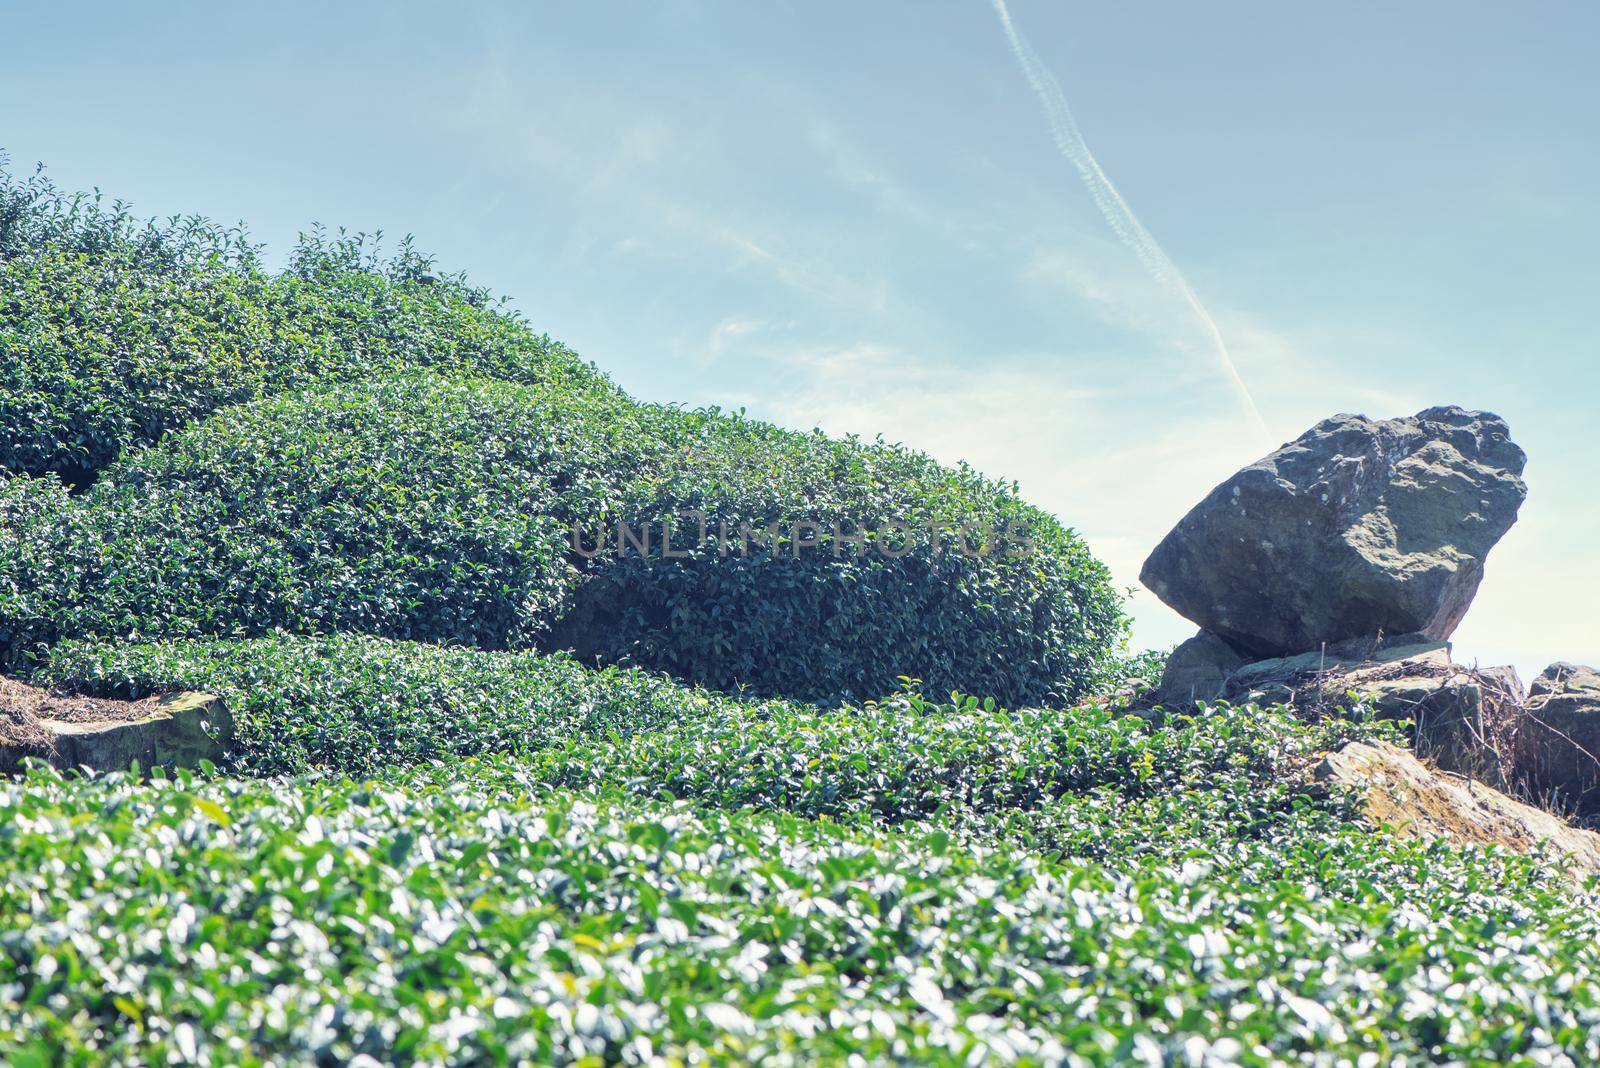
[1353,667,1506,788]
[1296,648,1501,782]
[1480,665,1527,704]
[1316,740,1600,879]
[1518,663,1600,816]
[1141,406,1526,657]
[1150,630,1246,709]
[1529,662,1600,713]
[1167,638,1513,787]
[1223,636,1451,697]
[0,690,232,774]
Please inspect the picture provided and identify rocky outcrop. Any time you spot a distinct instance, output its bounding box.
[1518,664,1600,816]
[1317,741,1600,878]
[1148,638,1600,823]
[1137,404,1600,829]
[0,679,232,774]
[1142,407,1526,657]
[1150,634,1523,788]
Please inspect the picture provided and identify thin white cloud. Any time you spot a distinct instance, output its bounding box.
[990,0,1270,443]
[450,48,900,319]
[707,317,762,356]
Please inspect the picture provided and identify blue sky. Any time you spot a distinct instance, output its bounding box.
[5,0,1596,677]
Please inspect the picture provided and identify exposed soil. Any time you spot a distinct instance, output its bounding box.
[0,676,162,754]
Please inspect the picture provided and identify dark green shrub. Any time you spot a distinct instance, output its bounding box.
[0,162,607,486]
[0,474,96,661]
[564,409,1127,704]
[12,375,1125,703]
[57,374,649,657]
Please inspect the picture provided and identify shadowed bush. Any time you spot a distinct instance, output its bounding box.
[12,374,1126,703]
[562,407,1126,705]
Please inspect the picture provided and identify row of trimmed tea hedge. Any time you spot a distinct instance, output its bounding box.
[40,634,773,776]
[43,633,1365,842]
[1,754,1596,1065]
[0,162,607,487]
[43,635,1372,876]
[8,373,1127,704]
[564,405,1124,706]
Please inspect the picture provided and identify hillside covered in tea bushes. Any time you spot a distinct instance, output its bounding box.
[2,163,1597,1066]
[5,661,1599,1065]
[0,162,1123,707]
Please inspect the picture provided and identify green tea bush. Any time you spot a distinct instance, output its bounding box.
[13,373,1126,703]
[0,474,96,660]
[43,633,761,776]
[529,690,1385,829]
[45,633,1371,845]
[563,408,1126,705]
[60,375,649,657]
[1,759,1596,1066]
[0,161,606,486]
[24,636,1600,1065]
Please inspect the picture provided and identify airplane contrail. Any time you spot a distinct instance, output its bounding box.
[989,0,1270,441]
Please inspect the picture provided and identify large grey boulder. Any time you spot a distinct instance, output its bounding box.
[1519,663,1600,816]
[1141,406,1526,657]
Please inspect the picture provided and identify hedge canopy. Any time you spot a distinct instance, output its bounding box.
[0,160,1128,705]
[0,162,607,487]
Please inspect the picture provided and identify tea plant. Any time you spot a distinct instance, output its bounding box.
[0,162,603,487]
[0,759,1596,1066]
[6,161,1597,1067]
[0,161,1127,704]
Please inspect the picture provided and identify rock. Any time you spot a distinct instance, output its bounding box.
[1344,662,1508,788]
[0,680,232,774]
[55,692,234,773]
[1518,663,1600,816]
[1316,740,1600,878]
[1222,635,1451,698]
[1480,664,1527,704]
[1148,637,1517,787]
[1529,662,1600,712]
[1252,641,1510,783]
[1150,630,1246,709]
[1141,406,1526,657]
[1152,641,1600,820]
